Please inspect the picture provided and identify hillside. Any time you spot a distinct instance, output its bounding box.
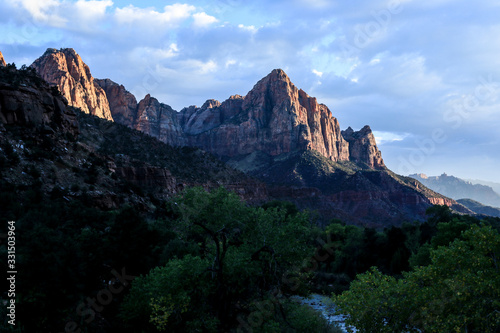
[457,199,500,218]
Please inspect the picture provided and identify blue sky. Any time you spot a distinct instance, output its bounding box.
[1,0,500,183]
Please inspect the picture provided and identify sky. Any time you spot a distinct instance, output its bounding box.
[1,0,500,183]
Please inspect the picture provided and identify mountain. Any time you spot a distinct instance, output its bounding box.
[410,173,500,208]
[29,48,472,226]
[465,179,500,197]
[32,49,381,166]
[0,62,78,135]
[31,48,113,120]
[0,62,266,213]
[457,199,500,218]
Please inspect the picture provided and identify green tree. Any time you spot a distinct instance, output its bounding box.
[335,225,500,333]
[121,187,316,331]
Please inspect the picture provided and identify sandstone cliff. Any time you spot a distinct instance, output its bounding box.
[136,94,185,146]
[342,125,385,169]
[179,69,351,161]
[95,78,138,127]
[0,51,5,67]
[31,49,384,170]
[31,48,112,120]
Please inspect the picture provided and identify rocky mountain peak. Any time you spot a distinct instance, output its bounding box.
[342,125,385,169]
[201,99,221,109]
[0,51,6,67]
[32,48,112,121]
[28,49,386,170]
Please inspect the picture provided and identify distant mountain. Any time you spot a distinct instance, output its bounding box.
[27,47,473,226]
[410,173,500,208]
[465,179,500,197]
[457,199,500,218]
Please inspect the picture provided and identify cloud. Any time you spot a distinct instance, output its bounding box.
[114,3,195,27]
[192,12,218,28]
[10,0,67,27]
[75,0,113,21]
[312,69,323,77]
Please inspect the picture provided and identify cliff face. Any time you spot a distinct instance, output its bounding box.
[95,78,138,127]
[0,65,79,135]
[342,125,385,169]
[179,70,351,160]
[31,49,383,170]
[135,94,185,146]
[31,48,112,120]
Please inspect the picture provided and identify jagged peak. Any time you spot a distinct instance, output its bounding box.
[201,99,221,110]
[42,47,78,58]
[342,125,373,140]
[265,68,292,83]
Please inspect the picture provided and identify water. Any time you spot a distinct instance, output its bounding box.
[291,293,357,333]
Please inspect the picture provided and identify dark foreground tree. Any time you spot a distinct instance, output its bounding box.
[120,187,337,332]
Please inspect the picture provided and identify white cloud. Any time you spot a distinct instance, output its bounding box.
[114,3,195,27]
[11,0,67,27]
[238,24,258,33]
[192,12,218,28]
[225,59,237,68]
[373,131,410,145]
[75,0,113,21]
[312,69,323,77]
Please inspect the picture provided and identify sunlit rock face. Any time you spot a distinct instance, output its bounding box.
[32,48,112,120]
[32,49,385,170]
[342,125,385,169]
[179,69,353,162]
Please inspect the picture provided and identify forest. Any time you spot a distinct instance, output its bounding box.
[1,180,499,332]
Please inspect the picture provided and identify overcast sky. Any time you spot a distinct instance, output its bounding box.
[1,0,500,183]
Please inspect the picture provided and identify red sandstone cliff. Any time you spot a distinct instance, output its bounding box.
[179,69,352,160]
[32,49,383,170]
[95,78,138,127]
[31,48,112,120]
[342,125,385,169]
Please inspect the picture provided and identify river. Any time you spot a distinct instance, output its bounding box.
[292,293,357,332]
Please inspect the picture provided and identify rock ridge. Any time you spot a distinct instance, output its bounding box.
[32,49,384,169]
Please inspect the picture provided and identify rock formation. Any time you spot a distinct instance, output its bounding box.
[0,64,79,135]
[135,94,185,146]
[32,49,384,170]
[179,70,352,161]
[0,51,5,67]
[31,48,112,120]
[342,125,385,169]
[95,78,138,127]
